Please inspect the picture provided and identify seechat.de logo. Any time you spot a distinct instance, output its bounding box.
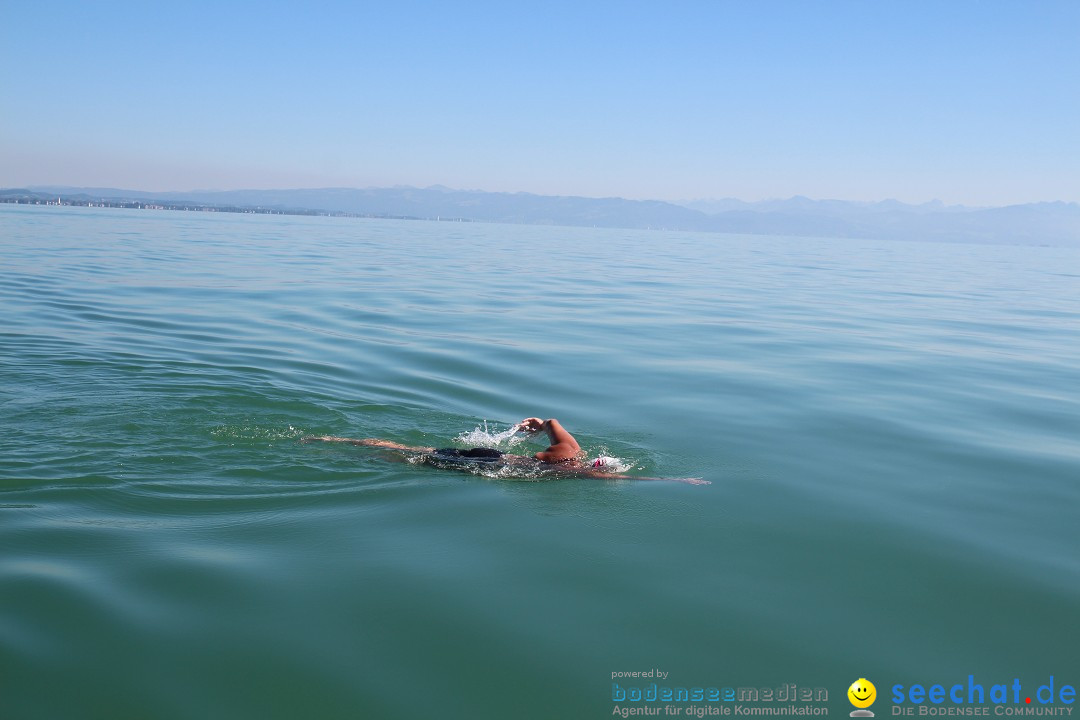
[849,678,877,717]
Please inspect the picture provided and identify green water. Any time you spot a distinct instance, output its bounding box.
[2,205,1078,719]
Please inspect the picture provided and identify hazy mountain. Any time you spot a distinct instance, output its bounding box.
[681,196,965,216]
[9,185,1080,247]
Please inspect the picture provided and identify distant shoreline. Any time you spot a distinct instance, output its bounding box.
[3,186,1078,246]
[0,192,461,222]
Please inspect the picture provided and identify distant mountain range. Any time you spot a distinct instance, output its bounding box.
[4,185,1079,246]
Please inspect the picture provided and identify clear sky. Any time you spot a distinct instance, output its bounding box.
[2,1,1077,206]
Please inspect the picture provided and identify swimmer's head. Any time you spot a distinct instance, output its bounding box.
[591,456,617,469]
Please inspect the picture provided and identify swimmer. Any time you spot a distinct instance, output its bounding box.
[304,417,709,484]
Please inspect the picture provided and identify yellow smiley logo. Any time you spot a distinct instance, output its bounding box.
[848,678,877,709]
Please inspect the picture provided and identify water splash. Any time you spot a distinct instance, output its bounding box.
[210,423,304,443]
[453,420,527,450]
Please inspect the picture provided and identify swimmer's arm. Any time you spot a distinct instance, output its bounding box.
[302,436,435,452]
[541,418,576,447]
[522,417,583,463]
[585,471,710,485]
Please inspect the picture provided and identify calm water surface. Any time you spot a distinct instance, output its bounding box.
[2,205,1078,719]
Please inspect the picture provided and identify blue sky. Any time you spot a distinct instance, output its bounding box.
[2,1,1077,205]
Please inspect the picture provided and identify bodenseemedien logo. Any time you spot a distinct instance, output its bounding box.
[849,678,877,717]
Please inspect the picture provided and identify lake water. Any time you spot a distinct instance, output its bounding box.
[2,204,1078,719]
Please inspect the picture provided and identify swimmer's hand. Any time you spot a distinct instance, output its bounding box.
[520,417,545,432]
